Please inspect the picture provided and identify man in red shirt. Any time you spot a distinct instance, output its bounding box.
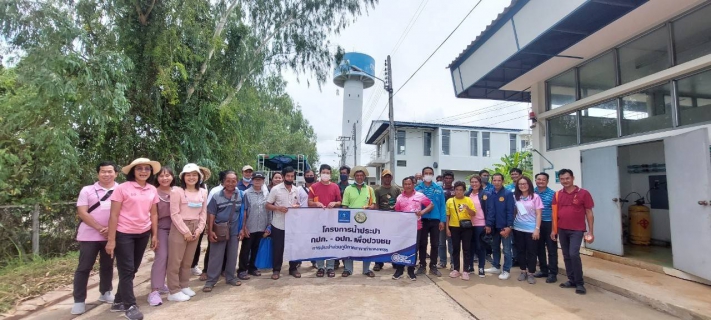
[551,169,595,295]
[308,164,343,278]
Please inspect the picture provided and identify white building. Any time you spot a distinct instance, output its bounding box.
[364,120,524,184]
[447,0,711,283]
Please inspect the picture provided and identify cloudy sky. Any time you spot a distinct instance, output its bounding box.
[282,0,530,168]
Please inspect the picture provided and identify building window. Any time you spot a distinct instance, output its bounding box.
[621,82,672,136]
[396,160,407,167]
[397,130,406,155]
[482,132,490,157]
[579,51,616,99]
[618,26,669,85]
[548,113,578,149]
[546,69,576,110]
[509,134,517,155]
[580,100,619,144]
[677,69,711,126]
[520,139,529,150]
[376,143,382,157]
[673,4,711,65]
[470,131,478,156]
[442,129,450,156]
[423,132,432,156]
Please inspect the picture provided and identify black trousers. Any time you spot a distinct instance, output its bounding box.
[237,232,264,273]
[114,231,150,307]
[271,227,298,272]
[537,221,558,275]
[514,230,539,273]
[395,229,421,273]
[450,226,473,272]
[559,228,585,285]
[418,219,440,268]
[73,241,114,302]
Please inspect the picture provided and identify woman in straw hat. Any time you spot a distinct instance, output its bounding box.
[106,158,161,320]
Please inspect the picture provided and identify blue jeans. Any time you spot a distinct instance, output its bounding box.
[467,226,487,271]
[316,260,335,270]
[344,260,371,274]
[438,231,453,266]
[491,228,513,272]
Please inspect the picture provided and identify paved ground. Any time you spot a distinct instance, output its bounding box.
[21,242,679,320]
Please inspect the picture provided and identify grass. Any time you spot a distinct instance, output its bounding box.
[0,251,93,313]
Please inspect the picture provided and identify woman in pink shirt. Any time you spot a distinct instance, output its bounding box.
[166,164,207,302]
[392,176,433,281]
[466,175,488,278]
[147,167,176,306]
[106,158,160,320]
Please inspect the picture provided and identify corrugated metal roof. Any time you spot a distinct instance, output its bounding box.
[365,120,522,145]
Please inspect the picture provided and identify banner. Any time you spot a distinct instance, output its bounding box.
[285,208,417,266]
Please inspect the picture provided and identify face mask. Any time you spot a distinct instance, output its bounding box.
[320,174,331,182]
[284,180,293,186]
[187,202,203,208]
[355,181,364,186]
[305,177,315,183]
[340,174,349,182]
[243,177,252,183]
[423,175,434,182]
[436,181,443,187]
[482,176,489,183]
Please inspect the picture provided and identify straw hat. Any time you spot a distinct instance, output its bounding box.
[199,166,212,182]
[351,166,370,178]
[121,158,161,175]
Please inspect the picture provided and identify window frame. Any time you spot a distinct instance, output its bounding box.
[423,131,432,156]
[482,132,491,157]
[396,130,406,155]
[441,129,451,156]
[470,131,478,156]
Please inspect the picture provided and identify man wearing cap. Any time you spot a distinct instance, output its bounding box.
[341,166,377,277]
[238,165,255,191]
[372,169,401,272]
[237,172,271,280]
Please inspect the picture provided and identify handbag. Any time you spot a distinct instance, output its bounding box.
[452,199,473,229]
[213,197,237,242]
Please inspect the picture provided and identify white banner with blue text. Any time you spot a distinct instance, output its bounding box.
[284,208,417,265]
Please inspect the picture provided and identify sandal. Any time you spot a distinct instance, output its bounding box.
[342,270,351,278]
[373,265,382,272]
[199,273,207,281]
[226,280,242,286]
[289,270,301,278]
[248,270,261,277]
[271,272,280,280]
[316,268,325,278]
[237,272,250,280]
[202,286,213,293]
[364,271,375,278]
[327,269,335,278]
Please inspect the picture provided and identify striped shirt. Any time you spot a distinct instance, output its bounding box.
[535,187,555,222]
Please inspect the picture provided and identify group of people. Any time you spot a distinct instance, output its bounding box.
[71,157,595,320]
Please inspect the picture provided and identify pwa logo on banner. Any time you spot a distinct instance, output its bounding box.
[338,210,368,224]
[391,253,416,265]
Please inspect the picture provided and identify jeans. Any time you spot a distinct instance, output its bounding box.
[418,219,440,268]
[150,227,170,289]
[559,228,585,285]
[537,221,558,276]
[449,227,472,272]
[491,228,513,272]
[205,236,239,287]
[114,231,150,307]
[271,227,299,273]
[166,221,199,294]
[316,259,335,270]
[344,260,371,275]
[73,241,114,303]
[237,232,264,273]
[514,230,539,273]
[438,231,453,266]
[467,226,487,271]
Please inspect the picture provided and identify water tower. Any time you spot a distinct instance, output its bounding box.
[334,52,375,168]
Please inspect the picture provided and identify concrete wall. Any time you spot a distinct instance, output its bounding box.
[394,128,436,181]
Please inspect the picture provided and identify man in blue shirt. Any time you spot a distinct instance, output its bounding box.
[533,172,558,283]
[415,166,446,277]
[484,173,515,280]
[479,169,495,194]
[504,168,523,192]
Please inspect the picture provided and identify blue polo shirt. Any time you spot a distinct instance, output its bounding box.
[504,183,515,193]
[483,183,494,193]
[535,187,555,222]
[415,181,446,223]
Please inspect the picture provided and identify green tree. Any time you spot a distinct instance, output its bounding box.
[484,151,533,185]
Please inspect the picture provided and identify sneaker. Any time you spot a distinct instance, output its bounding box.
[546,274,558,283]
[110,303,126,313]
[576,285,587,295]
[181,287,196,297]
[518,272,527,281]
[429,268,442,277]
[498,271,511,280]
[560,281,575,288]
[407,269,417,281]
[437,263,446,269]
[191,266,202,276]
[416,266,426,275]
[124,305,144,320]
[527,274,536,284]
[461,272,470,281]
[484,267,501,274]
[98,291,115,303]
[533,271,547,278]
[478,268,485,278]
[167,291,190,302]
[159,285,170,294]
[392,269,404,280]
[449,270,460,278]
[485,254,493,263]
[147,291,163,306]
[70,302,86,315]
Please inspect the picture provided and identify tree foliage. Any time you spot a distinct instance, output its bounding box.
[484,151,533,185]
[0,0,375,204]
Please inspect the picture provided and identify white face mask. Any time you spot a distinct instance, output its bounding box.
[423,175,434,182]
[320,174,331,182]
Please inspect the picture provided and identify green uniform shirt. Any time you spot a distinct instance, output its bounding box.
[374,185,401,211]
[342,184,375,209]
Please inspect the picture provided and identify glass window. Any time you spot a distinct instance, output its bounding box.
[520,139,529,150]
[397,160,407,167]
[677,70,711,126]
[397,130,406,155]
[442,129,451,156]
[621,83,672,136]
[580,100,619,144]
[618,26,669,84]
[547,69,576,110]
[673,4,711,65]
[509,134,517,155]
[548,113,578,149]
[424,132,432,156]
[482,132,491,157]
[579,51,616,99]
[470,131,478,156]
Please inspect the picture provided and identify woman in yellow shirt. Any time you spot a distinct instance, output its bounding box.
[446,181,476,280]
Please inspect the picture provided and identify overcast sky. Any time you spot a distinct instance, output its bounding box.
[282,0,530,168]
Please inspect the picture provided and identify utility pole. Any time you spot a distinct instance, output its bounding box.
[337,136,351,167]
[384,55,396,178]
[352,122,357,166]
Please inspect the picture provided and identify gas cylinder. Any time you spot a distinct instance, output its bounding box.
[629,204,651,245]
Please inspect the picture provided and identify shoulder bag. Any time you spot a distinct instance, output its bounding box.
[213,195,237,242]
[452,199,473,229]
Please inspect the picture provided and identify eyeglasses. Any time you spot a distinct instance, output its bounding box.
[135,166,152,172]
